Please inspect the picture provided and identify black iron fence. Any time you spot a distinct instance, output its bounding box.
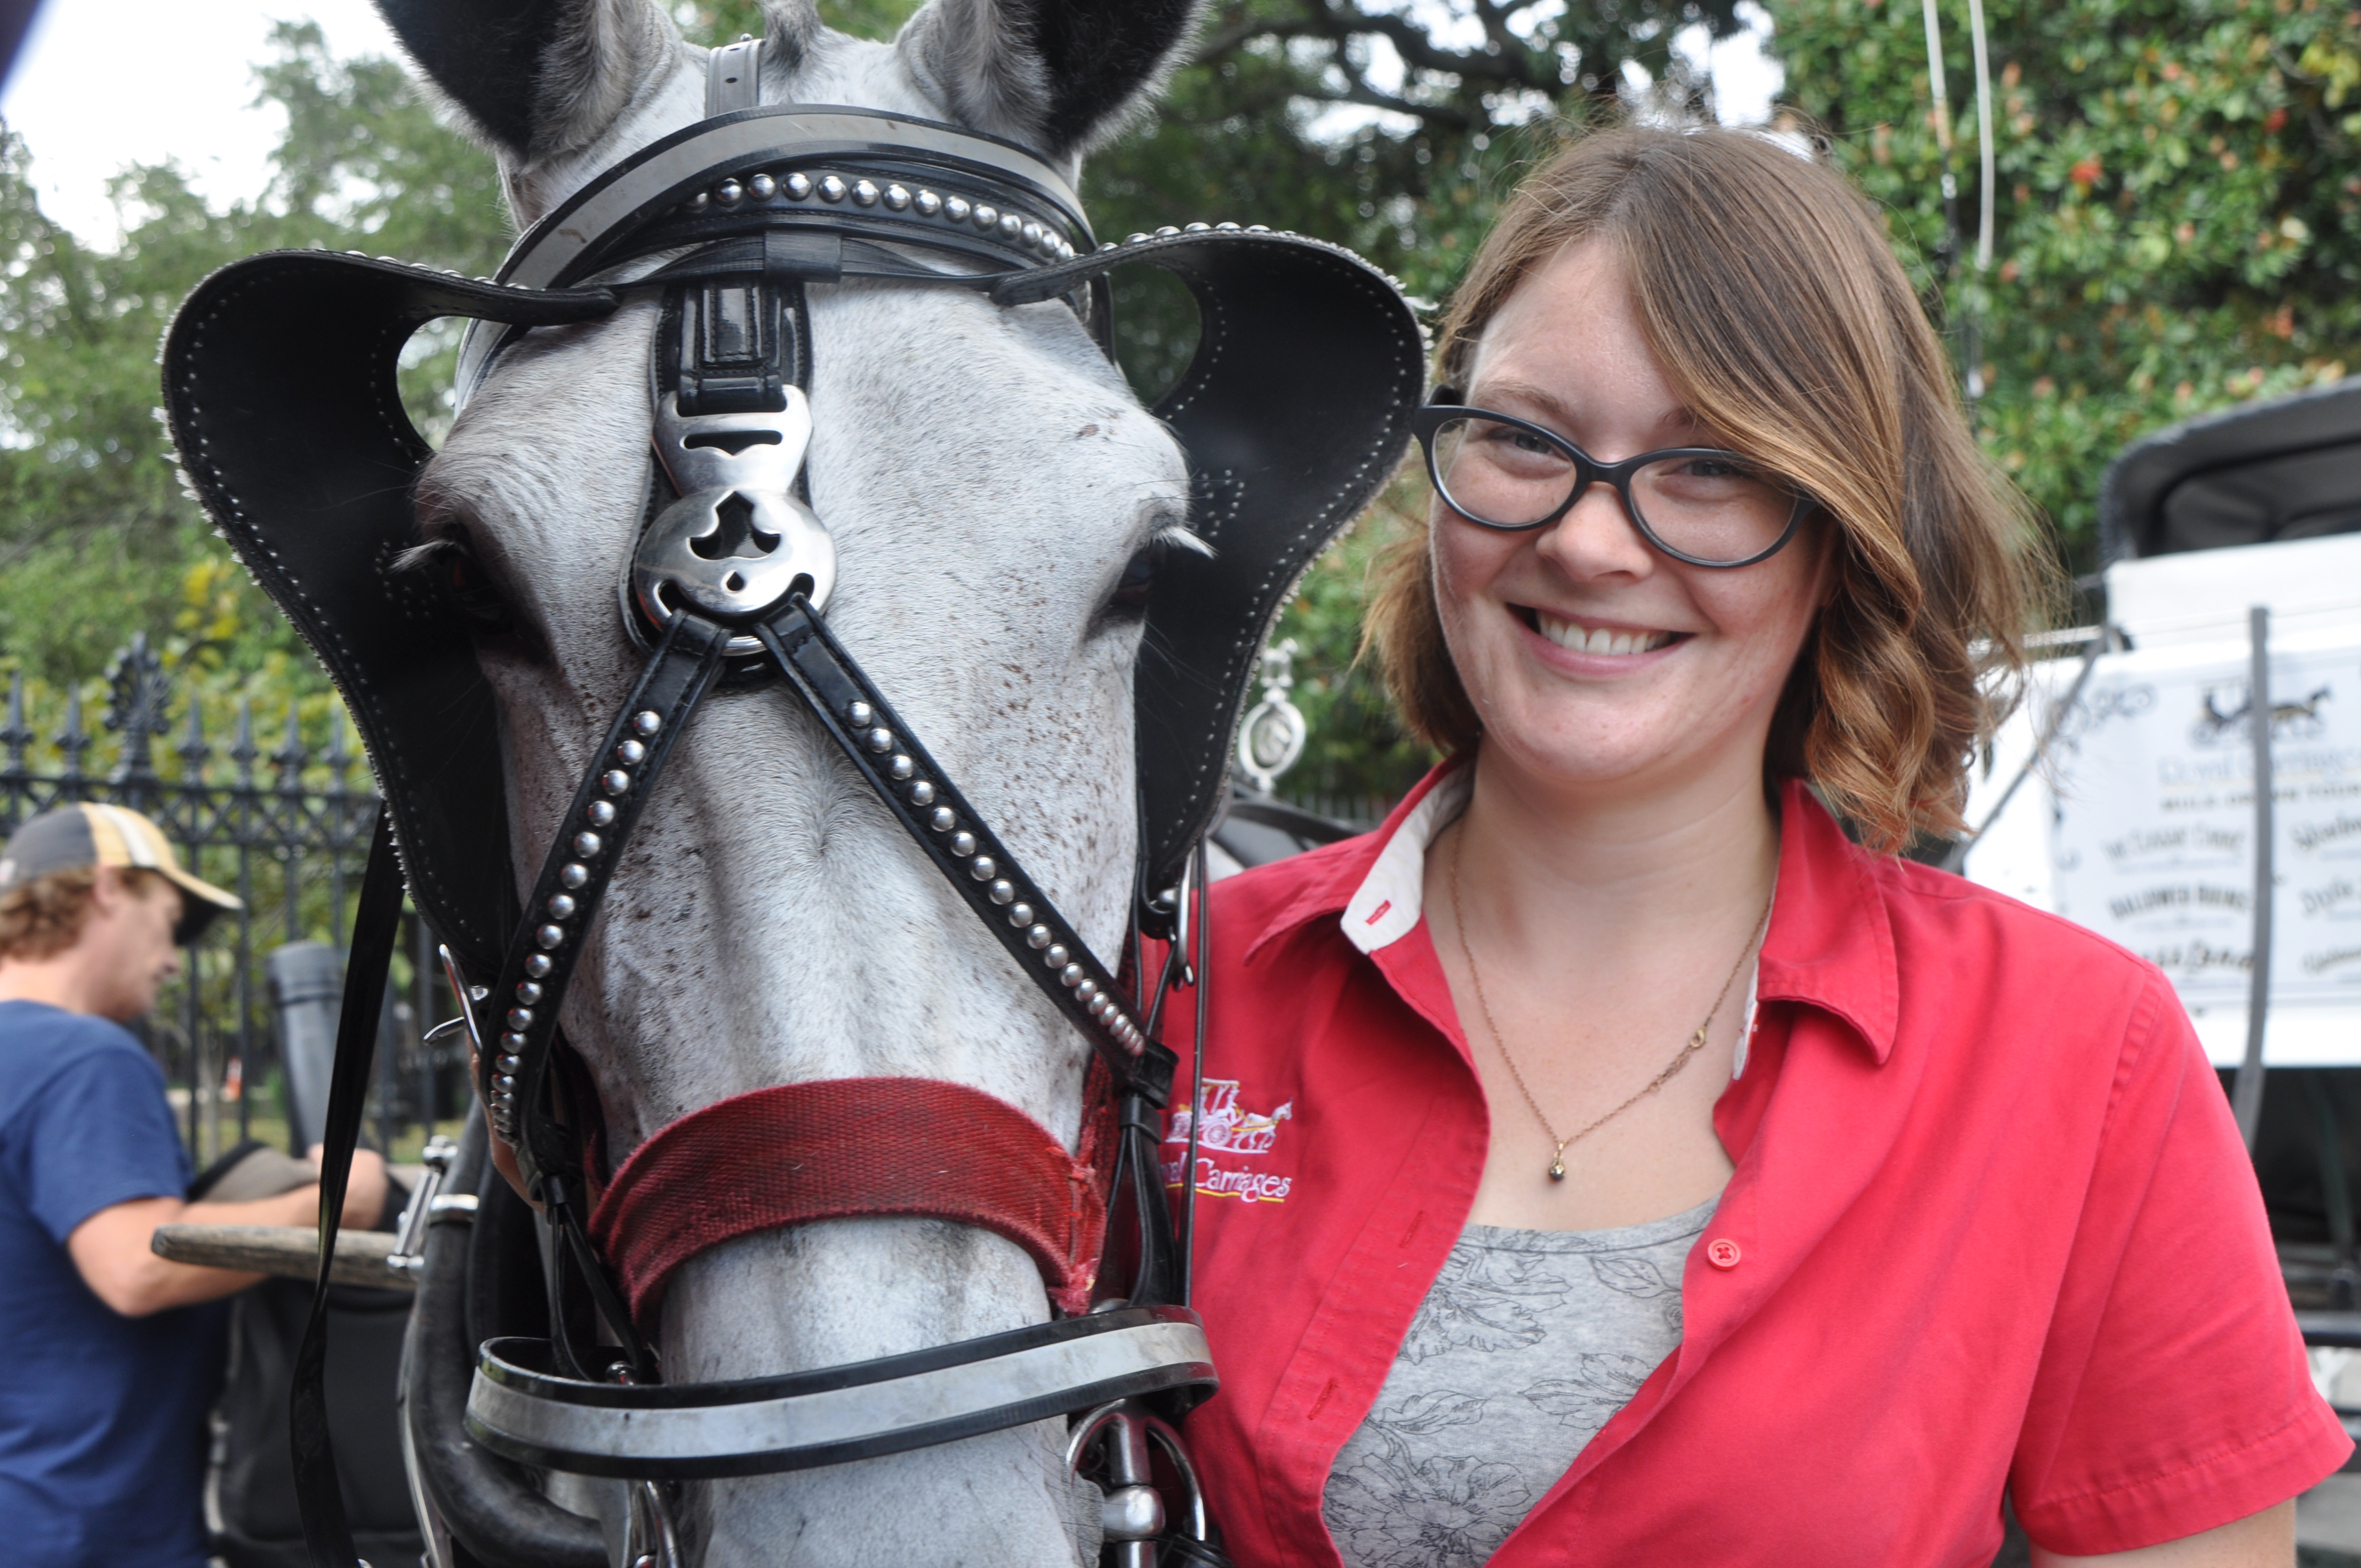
[0,635,462,1168]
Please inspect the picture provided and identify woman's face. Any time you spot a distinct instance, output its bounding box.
[1432,239,1835,807]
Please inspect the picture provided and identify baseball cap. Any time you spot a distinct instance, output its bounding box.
[0,803,243,945]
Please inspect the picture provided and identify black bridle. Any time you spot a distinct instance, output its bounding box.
[293,52,1232,1568]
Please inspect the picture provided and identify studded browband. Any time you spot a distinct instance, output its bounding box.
[454,103,1101,407]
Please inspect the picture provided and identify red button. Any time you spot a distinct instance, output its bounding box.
[1705,1238,1742,1269]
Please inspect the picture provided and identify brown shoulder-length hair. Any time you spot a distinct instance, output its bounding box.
[1367,123,2054,853]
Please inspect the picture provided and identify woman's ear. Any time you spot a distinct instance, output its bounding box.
[895,0,1203,164]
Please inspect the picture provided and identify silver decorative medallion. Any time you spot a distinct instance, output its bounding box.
[632,390,836,650]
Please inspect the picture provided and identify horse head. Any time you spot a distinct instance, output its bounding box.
[163,2,1422,1560]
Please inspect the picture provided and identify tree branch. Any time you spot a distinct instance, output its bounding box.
[1468,0,1522,57]
[1195,0,1564,90]
[1187,0,1580,132]
[1313,0,1562,90]
[1326,39,1481,130]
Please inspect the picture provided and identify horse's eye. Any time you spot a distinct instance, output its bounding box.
[437,542,513,632]
[1110,537,1165,614]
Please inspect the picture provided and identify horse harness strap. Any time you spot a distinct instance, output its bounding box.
[472,598,1176,1202]
[475,611,726,1177]
[466,1306,1214,1479]
[755,600,1169,1095]
[289,814,406,1568]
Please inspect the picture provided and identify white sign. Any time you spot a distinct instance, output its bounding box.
[2046,631,2361,1008]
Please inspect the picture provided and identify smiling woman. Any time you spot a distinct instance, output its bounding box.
[1169,124,2346,1568]
[1372,124,2042,857]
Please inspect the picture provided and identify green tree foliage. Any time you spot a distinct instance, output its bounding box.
[0,23,506,761]
[1089,1,1736,293]
[1773,0,2361,566]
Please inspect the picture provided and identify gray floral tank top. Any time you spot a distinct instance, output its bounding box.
[1321,1197,1717,1568]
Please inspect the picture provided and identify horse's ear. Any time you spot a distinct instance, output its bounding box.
[373,0,701,163]
[895,0,1201,162]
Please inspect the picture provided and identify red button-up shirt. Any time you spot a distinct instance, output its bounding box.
[1169,765,2346,1565]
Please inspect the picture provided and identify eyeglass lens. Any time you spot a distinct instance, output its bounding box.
[1428,415,1795,565]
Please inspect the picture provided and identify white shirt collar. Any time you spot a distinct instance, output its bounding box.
[1339,766,1472,957]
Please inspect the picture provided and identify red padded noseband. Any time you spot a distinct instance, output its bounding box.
[588,1076,1111,1331]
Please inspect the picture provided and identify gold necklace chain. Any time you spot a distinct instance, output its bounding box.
[1446,827,1775,1183]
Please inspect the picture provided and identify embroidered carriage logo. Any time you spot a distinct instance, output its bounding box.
[1165,1079,1294,1202]
[1170,1079,1294,1153]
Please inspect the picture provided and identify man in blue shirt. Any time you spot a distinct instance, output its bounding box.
[0,804,386,1567]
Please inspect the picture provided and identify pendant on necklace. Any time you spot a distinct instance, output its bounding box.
[1548,1147,1567,1182]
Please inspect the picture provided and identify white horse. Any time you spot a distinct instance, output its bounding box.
[383,0,1202,1558]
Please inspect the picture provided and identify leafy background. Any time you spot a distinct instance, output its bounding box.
[2,0,2354,809]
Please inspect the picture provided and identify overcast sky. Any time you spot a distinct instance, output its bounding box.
[2,1,1779,248]
[3,0,400,243]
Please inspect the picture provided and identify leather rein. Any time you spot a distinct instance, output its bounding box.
[293,43,1229,1567]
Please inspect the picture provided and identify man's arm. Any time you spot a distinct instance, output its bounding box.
[2032,1501,2295,1568]
[66,1149,389,1316]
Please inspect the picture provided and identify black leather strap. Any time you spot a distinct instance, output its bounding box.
[480,611,730,1197]
[543,1171,650,1381]
[1108,1091,1180,1308]
[754,597,1177,1108]
[292,809,405,1568]
[662,274,811,415]
[1180,841,1212,1308]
